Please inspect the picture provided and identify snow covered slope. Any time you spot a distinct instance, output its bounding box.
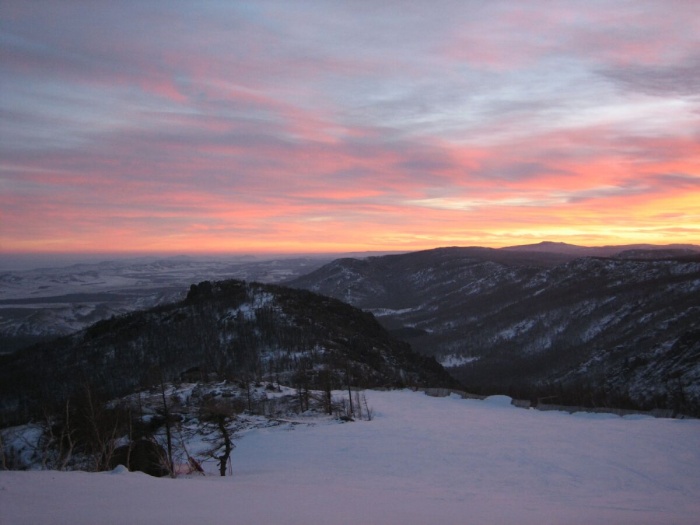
[1,389,698,525]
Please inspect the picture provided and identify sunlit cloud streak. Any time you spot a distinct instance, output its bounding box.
[1,0,699,254]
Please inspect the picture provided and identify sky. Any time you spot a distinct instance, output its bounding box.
[1,1,699,255]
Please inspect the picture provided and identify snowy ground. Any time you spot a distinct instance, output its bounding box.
[2,390,699,525]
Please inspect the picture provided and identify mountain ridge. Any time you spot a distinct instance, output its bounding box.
[501,241,700,256]
[288,244,700,414]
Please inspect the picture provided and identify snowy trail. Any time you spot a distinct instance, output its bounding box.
[2,390,699,524]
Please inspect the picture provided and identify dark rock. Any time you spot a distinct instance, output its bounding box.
[109,439,169,477]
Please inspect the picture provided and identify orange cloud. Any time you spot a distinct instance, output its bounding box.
[2,2,699,255]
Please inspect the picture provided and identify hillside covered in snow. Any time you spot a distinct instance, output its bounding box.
[289,246,700,413]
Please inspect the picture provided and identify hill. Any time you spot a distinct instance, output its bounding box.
[288,245,700,413]
[0,255,334,354]
[502,240,700,258]
[0,280,457,426]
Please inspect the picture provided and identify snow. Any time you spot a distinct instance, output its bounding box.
[369,306,420,317]
[2,389,699,525]
[494,318,538,341]
[439,354,480,367]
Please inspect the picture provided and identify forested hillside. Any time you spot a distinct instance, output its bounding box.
[0,280,456,426]
[289,247,700,414]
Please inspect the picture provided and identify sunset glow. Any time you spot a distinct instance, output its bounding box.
[1,1,699,255]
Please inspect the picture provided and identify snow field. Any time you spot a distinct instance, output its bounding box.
[2,389,699,525]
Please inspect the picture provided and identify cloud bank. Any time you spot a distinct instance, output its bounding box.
[1,1,699,253]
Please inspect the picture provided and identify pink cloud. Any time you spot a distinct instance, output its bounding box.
[2,1,699,253]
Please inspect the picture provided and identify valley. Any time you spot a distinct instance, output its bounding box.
[289,244,700,413]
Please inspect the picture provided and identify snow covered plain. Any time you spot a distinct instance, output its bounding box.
[0,256,332,352]
[2,389,699,525]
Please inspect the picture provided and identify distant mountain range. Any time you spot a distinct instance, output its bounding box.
[503,240,700,257]
[288,243,700,414]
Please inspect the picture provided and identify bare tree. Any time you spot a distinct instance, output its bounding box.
[0,433,6,470]
[345,361,354,418]
[41,400,76,470]
[354,390,363,421]
[200,398,241,476]
[362,392,373,421]
[75,383,124,472]
[158,375,175,477]
[216,415,233,476]
[319,368,333,415]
